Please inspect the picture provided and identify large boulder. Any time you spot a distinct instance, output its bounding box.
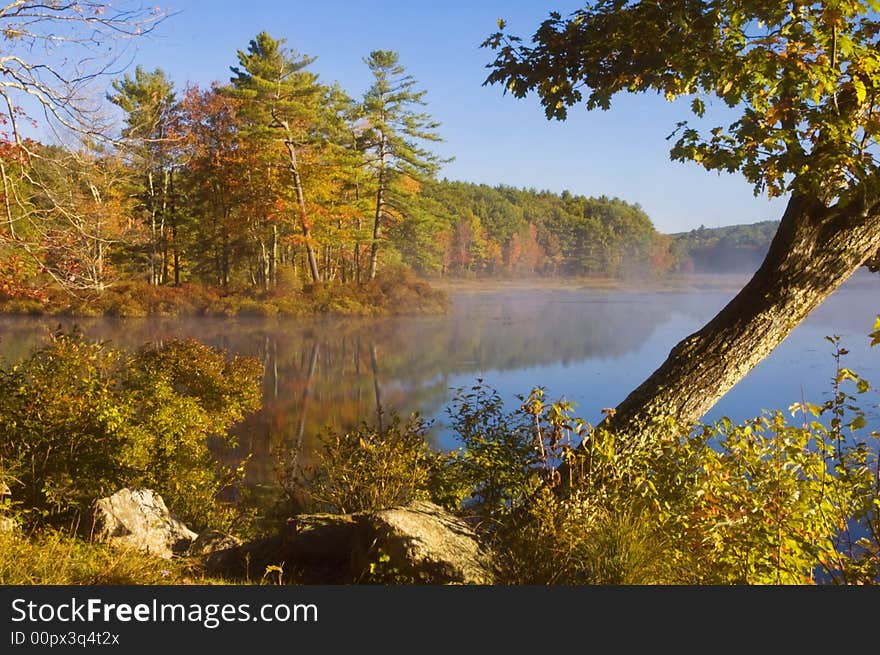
[92,488,197,559]
[353,501,494,585]
[281,501,494,584]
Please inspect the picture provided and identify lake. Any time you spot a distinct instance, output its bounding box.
[1,272,879,485]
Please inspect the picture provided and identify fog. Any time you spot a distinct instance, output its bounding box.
[2,271,878,481]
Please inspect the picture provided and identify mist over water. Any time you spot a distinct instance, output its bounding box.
[1,272,878,482]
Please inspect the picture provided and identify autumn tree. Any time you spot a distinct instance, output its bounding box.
[229,32,333,284]
[483,2,880,447]
[360,50,445,280]
[300,84,367,284]
[176,85,252,288]
[0,1,166,294]
[0,139,134,292]
[108,67,179,285]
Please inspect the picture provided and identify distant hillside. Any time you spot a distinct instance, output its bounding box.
[418,181,781,278]
[418,180,672,278]
[670,221,779,274]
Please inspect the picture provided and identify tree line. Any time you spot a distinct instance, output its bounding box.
[1,32,445,298]
[670,221,779,274]
[418,181,675,278]
[0,28,698,304]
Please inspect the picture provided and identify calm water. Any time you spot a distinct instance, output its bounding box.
[1,273,879,483]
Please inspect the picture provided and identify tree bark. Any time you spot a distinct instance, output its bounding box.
[369,134,388,282]
[284,140,321,284]
[369,182,384,281]
[169,167,179,286]
[596,193,880,454]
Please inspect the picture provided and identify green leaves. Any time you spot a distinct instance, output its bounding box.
[0,333,263,531]
[869,315,880,346]
[483,1,880,200]
[301,413,437,515]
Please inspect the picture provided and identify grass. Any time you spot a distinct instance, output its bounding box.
[0,527,228,585]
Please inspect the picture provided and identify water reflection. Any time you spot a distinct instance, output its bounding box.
[1,275,878,484]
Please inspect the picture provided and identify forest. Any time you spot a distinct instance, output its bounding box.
[0,27,735,317]
[2,0,879,596]
[670,220,778,274]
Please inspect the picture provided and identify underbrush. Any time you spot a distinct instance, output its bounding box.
[0,266,449,317]
[0,528,219,585]
[278,328,880,585]
[3,322,878,586]
[0,332,263,533]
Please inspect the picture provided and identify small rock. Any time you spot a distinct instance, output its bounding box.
[190,529,242,557]
[189,529,244,574]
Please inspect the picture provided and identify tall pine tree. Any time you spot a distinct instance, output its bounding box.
[229,32,329,284]
[108,67,179,285]
[361,51,445,280]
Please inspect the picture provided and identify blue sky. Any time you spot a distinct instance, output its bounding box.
[121,0,787,234]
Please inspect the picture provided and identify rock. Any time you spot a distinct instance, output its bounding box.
[354,501,494,585]
[189,501,494,584]
[199,535,287,581]
[278,513,359,583]
[284,513,358,564]
[92,488,197,559]
[190,529,242,556]
[279,501,494,584]
[189,529,244,574]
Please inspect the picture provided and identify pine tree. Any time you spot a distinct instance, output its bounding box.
[360,50,446,280]
[228,32,333,284]
[108,67,179,285]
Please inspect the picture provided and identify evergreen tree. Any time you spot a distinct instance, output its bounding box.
[108,67,179,285]
[228,32,329,284]
[361,50,445,280]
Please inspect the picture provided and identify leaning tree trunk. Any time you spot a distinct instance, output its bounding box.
[594,192,880,455]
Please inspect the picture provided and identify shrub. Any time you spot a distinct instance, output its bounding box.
[436,341,880,585]
[282,413,442,515]
[0,332,263,531]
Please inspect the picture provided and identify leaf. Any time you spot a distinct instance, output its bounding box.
[853,78,867,105]
[836,368,858,382]
[807,402,823,417]
[869,316,880,346]
[848,415,866,431]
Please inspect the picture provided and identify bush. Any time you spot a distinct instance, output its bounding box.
[0,332,263,531]
[432,338,880,585]
[281,413,445,515]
